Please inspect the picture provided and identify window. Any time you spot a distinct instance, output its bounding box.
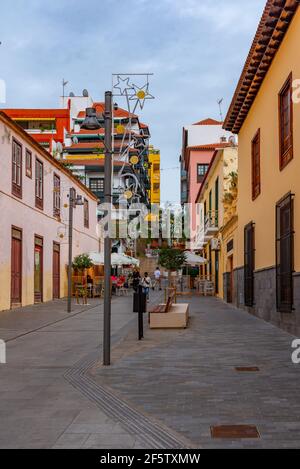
[215,177,219,227]
[279,73,293,169]
[35,159,44,210]
[84,199,89,228]
[12,139,22,198]
[53,174,61,218]
[244,222,255,307]
[25,149,32,178]
[276,193,294,313]
[153,183,160,192]
[197,164,209,182]
[89,178,104,193]
[251,129,261,200]
[153,163,160,172]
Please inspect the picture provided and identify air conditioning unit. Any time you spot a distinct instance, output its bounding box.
[211,238,221,251]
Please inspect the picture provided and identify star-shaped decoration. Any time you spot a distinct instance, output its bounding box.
[130,134,147,151]
[129,84,154,109]
[113,76,135,96]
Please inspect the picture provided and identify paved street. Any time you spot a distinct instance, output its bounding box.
[94,296,300,449]
[1,293,300,448]
[0,296,146,449]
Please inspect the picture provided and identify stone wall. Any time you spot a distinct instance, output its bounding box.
[232,266,300,336]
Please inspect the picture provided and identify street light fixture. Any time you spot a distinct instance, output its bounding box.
[67,189,84,314]
[81,92,113,366]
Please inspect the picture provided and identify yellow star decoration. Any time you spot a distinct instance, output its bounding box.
[116,124,125,134]
[130,155,139,165]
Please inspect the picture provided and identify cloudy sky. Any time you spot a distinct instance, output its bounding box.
[0,0,266,203]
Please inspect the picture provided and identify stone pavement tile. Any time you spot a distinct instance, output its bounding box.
[82,433,137,449]
[52,433,91,449]
[0,296,136,448]
[72,409,115,425]
[93,296,300,449]
[66,423,119,434]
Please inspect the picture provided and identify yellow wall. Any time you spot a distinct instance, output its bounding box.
[198,147,238,298]
[236,8,300,272]
[148,148,161,204]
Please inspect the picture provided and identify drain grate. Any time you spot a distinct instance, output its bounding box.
[235,367,260,372]
[211,425,260,439]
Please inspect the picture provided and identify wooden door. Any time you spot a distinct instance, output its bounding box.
[53,243,60,299]
[228,256,234,303]
[34,238,43,303]
[11,228,22,305]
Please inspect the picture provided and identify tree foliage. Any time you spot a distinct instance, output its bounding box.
[72,254,93,271]
[158,248,186,272]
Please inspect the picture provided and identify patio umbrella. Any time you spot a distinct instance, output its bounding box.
[89,252,140,267]
[184,251,207,266]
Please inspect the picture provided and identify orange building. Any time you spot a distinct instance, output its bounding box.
[2,108,70,154]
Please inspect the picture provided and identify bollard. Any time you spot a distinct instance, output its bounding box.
[133,286,147,341]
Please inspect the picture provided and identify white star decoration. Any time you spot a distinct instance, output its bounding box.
[129,83,154,110]
[113,76,135,96]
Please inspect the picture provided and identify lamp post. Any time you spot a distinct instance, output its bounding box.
[81,92,113,366]
[67,188,84,313]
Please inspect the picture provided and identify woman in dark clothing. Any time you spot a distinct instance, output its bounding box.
[132,268,141,292]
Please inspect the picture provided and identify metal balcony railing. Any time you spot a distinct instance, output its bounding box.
[204,211,219,236]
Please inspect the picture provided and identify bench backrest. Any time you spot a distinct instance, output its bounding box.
[165,289,176,313]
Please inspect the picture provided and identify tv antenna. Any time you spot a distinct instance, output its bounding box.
[62,79,69,100]
[217,98,224,122]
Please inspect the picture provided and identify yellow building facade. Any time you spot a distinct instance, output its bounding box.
[224,0,300,335]
[197,147,238,300]
[148,146,161,205]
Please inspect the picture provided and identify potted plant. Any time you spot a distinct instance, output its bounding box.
[72,253,93,281]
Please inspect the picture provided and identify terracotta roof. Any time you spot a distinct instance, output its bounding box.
[71,128,144,138]
[193,118,223,126]
[77,102,137,119]
[2,108,70,118]
[187,143,232,151]
[65,141,136,151]
[65,159,131,168]
[224,0,300,134]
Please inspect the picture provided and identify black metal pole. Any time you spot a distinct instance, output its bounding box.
[67,188,75,313]
[138,285,144,341]
[103,91,113,366]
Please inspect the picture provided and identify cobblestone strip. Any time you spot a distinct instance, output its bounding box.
[64,353,189,449]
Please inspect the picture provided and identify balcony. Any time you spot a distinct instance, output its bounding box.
[204,211,219,237]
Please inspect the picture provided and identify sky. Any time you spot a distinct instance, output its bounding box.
[0,0,266,203]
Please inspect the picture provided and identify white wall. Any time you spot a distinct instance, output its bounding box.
[0,117,99,311]
[184,124,234,147]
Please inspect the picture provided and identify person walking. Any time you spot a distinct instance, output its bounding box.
[141,272,152,301]
[132,268,141,293]
[153,267,162,291]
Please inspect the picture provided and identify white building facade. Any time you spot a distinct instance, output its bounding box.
[0,112,99,311]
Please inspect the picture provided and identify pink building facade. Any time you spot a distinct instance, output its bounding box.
[180,118,235,247]
[0,112,99,311]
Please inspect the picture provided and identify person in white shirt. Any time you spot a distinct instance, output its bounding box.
[154,267,162,291]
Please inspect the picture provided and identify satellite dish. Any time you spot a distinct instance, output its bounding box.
[69,92,75,97]
[229,135,237,146]
[72,137,79,145]
[82,89,89,97]
[56,142,63,153]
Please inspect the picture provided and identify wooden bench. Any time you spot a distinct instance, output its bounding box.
[150,290,175,315]
[149,290,189,329]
